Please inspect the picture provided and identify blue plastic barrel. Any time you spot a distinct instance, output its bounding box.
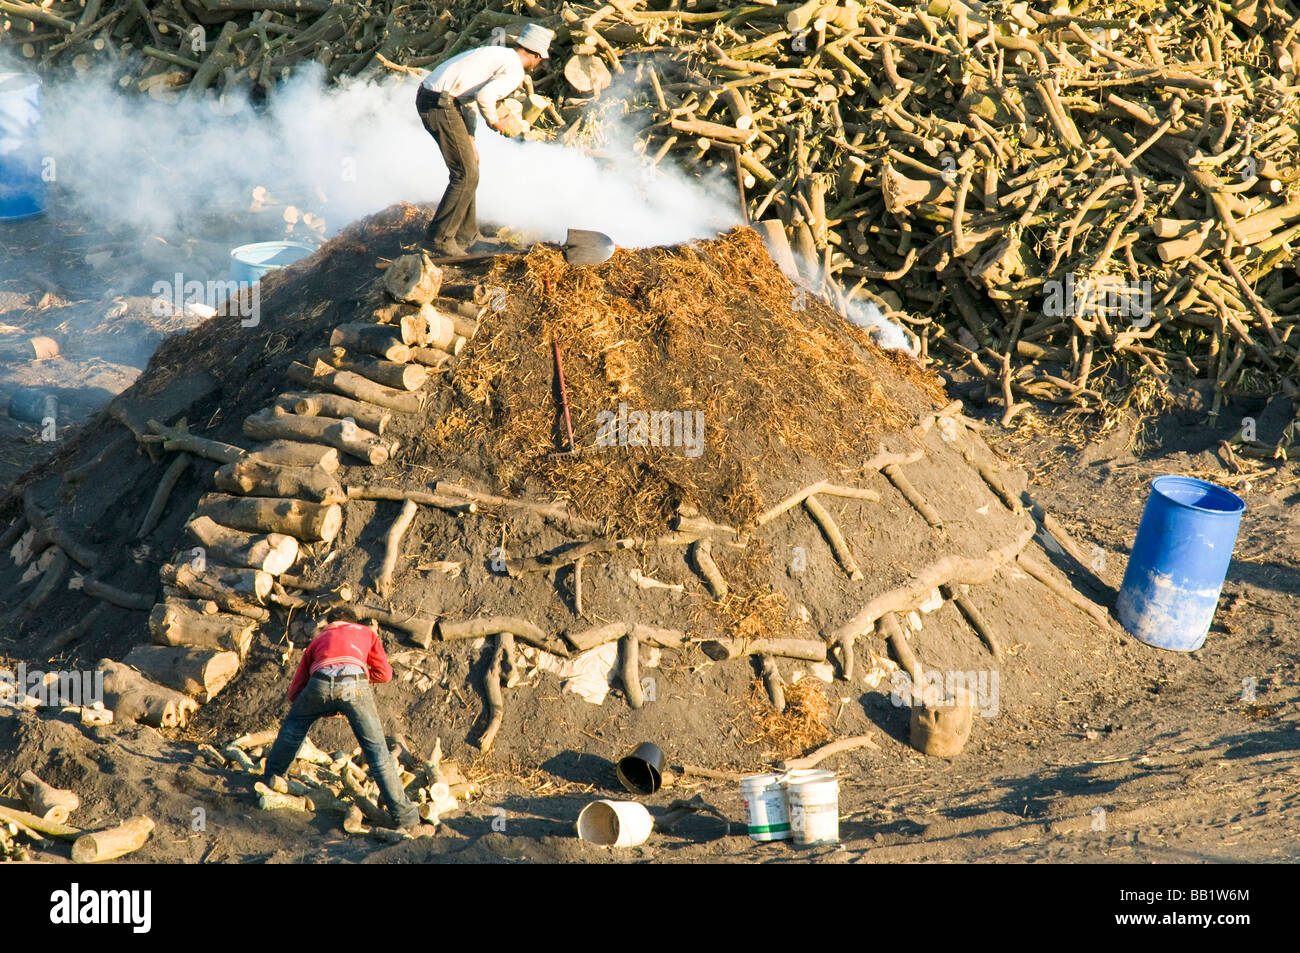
[229,241,315,283]
[0,72,45,220]
[1116,476,1245,651]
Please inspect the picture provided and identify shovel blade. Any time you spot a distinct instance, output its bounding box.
[562,228,615,265]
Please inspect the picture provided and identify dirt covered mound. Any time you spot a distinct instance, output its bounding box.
[1,204,1121,787]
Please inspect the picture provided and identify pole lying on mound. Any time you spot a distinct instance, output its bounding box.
[98,659,199,728]
[827,526,1035,681]
[620,633,643,709]
[376,499,418,598]
[136,452,191,538]
[477,633,514,753]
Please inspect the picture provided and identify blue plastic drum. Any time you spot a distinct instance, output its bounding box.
[1117,476,1245,651]
[0,72,46,220]
[229,241,315,284]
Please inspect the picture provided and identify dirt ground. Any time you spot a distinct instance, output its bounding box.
[1,208,1296,865]
[4,399,1296,864]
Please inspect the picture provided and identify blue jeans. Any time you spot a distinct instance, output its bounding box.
[263,674,419,828]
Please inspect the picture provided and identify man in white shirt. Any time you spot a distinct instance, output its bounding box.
[416,24,553,257]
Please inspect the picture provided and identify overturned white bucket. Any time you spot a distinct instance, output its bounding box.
[785,770,839,846]
[576,800,653,847]
[740,773,791,842]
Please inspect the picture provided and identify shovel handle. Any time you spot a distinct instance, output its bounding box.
[553,340,576,453]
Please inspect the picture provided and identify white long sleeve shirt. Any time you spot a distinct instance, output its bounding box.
[419,46,524,125]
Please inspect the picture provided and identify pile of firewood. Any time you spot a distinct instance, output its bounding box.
[210,729,477,836]
[0,768,154,862]
[534,0,1300,446]
[8,0,1299,447]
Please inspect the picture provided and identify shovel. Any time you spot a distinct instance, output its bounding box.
[426,228,615,266]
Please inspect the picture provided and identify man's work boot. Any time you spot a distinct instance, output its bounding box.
[423,238,466,259]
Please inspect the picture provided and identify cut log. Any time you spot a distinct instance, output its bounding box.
[384,252,442,304]
[328,323,412,362]
[371,300,437,345]
[410,346,455,367]
[285,392,393,436]
[98,659,198,728]
[287,360,426,414]
[308,346,427,391]
[247,440,340,472]
[149,601,256,657]
[71,816,155,863]
[214,459,344,505]
[194,493,343,543]
[160,561,274,604]
[185,515,300,575]
[18,770,80,825]
[121,644,240,702]
[244,407,394,465]
[255,782,311,812]
[421,308,462,352]
[161,583,270,622]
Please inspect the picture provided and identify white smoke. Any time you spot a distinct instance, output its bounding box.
[27,58,739,247]
[6,50,912,349]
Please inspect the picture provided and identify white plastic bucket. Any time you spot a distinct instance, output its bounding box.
[740,773,791,842]
[576,800,653,847]
[785,772,839,846]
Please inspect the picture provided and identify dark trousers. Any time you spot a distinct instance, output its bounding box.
[417,87,479,247]
[262,674,419,829]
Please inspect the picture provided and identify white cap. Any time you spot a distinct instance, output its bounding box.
[516,23,553,59]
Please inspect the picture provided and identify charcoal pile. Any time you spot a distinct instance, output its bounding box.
[0,206,1127,785]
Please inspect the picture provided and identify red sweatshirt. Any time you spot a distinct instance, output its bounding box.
[287,622,393,701]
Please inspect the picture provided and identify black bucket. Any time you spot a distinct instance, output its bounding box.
[616,742,665,795]
[8,387,55,423]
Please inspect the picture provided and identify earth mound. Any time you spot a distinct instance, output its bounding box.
[1,205,1119,780]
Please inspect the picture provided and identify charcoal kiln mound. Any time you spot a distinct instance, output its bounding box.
[0,203,1126,777]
